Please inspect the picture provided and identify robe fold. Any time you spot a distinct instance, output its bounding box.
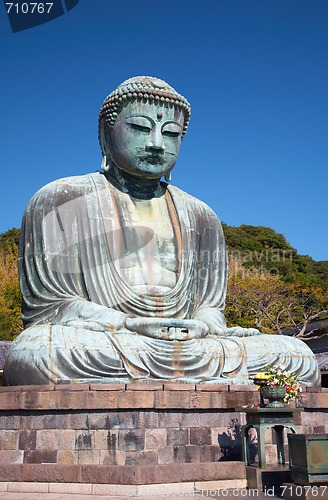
[4,173,320,385]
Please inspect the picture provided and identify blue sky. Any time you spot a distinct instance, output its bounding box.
[1,0,328,261]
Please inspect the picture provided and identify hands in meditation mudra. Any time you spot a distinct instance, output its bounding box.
[4,77,320,385]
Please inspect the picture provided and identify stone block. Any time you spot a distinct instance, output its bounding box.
[0,430,19,450]
[55,384,90,391]
[85,391,118,409]
[133,411,159,429]
[20,464,79,483]
[167,428,189,446]
[18,429,36,450]
[208,392,229,408]
[94,429,117,450]
[196,384,229,392]
[126,383,164,391]
[155,391,190,409]
[174,445,201,463]
[0,482,8,491]
[0,386,22,392]
[87,411,133,430]
[0,392,21,410]
[36,429,75,450]
[99,449,125,465]
[57,450,78,464]
[69,411,93,430]
[49,482,92,494]
[23,450,57,464]
[21,391,57,410]
[40,413,69,430]
[145,428,167,450]
[195,479,247,492]
[117,391,155,409]
[75,430,95,450]
[78,449,100,464]
[79,464,135,484]
[190,392,212,408]
[138,482,194,496]
[118,429,145,452]
[56,391,87,409]
[190,427,212,446]
[200,445,222,462]
[89,383,125,391]
[158,445,174,464]
[125,450,158,465]
[23,384,55,392]
[230,385,258,392]
[138,463,183,484]
[0,415,21,430]
[158,411,190,428]
[0,451,23,463]
[8,481,49,493]
[317,393,328,408]
[164,383,196,391]
[92,483,138,496]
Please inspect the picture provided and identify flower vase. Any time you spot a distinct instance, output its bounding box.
[260,385,286,408]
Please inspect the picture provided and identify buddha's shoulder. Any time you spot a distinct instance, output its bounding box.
[168,185,219,219]
[29,173,104,201]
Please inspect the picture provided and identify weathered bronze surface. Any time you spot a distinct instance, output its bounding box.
[3,76,321,386]
[288,434,328,484]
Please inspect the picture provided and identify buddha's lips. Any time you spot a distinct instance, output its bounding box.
[140,154,165,165]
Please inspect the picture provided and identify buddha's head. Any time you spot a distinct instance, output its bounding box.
[98,77,191,181]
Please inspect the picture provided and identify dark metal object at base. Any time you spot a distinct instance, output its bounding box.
[260,386,287,408]
[238,407,302,469]
[288,434,328,485]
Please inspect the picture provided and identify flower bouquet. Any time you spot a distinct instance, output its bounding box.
[253,365,302,407]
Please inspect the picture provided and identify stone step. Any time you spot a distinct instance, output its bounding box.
[0,462,246,485]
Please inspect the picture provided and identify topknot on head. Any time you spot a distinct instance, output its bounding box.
[98,76,191,153]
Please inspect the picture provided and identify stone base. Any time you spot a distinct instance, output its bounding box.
[282,483,328,500]
[0,383,327,490]
[0,382,259,468]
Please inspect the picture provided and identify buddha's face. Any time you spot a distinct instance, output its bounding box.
[107,100,185,179]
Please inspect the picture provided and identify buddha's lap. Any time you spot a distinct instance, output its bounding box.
[7,324,318,381]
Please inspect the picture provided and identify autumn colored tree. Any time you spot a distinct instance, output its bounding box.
[0,233,23,340]
[226,257,328,337]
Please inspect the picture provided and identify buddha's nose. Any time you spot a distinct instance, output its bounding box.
[146,126,165,152]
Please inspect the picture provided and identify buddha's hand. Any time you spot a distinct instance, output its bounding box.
[124,317,209,340]
[224,326,262,337]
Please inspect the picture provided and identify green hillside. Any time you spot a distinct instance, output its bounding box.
[223,223,328,290]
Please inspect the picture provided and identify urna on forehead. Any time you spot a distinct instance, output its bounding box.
[98,76,191,138]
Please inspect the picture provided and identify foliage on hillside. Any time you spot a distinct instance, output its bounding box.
[223,223,328,289]
[0,229,23,340]
[0,225,326,340]
[223,224,328,335]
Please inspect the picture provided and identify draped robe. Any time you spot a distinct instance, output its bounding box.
[4,173,320,385]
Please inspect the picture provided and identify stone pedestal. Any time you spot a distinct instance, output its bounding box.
[239,407,302,468]
[0,383,327,496]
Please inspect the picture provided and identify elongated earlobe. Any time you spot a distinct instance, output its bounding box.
[101,155,110,172]
[164,171,172,183]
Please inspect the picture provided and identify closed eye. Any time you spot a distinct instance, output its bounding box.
[162,130,181,138]
[128,123,151,132]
